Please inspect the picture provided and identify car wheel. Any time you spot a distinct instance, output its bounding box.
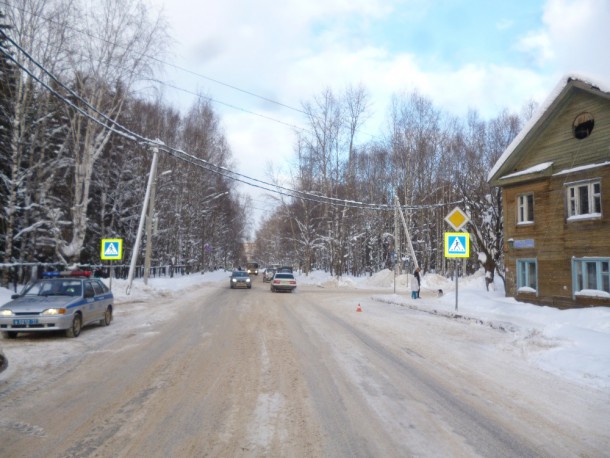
[66,313,82,338]
[99,306,112,326]
[2,331,18,339]
[270,286,275,292]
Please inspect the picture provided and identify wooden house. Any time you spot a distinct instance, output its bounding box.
[488,76,610,308]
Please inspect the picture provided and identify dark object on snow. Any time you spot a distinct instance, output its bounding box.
[0,349,7,373]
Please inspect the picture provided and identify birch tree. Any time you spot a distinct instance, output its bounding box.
[1,0,73,276]
[56,0,168,263]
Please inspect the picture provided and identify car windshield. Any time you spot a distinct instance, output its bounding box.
[23,279,83,297]
[233,272,248,277]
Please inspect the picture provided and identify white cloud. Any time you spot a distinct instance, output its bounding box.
[516,31,554,66]
[516,0,610,81]
[149,0,610,230]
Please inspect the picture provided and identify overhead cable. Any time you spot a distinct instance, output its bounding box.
[0,30,461,212]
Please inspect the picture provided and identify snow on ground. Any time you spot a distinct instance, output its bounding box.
[1,269,609,391]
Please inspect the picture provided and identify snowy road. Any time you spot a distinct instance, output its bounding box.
[0,277,608,457]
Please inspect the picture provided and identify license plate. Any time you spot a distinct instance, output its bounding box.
[13,319,38,325]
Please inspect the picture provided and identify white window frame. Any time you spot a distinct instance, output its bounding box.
[517,193,534,224]
[566,179,602,219]
[572,257,610,296]
[516,258,537,293]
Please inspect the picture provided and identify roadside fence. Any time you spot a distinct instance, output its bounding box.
[0,263,194,292]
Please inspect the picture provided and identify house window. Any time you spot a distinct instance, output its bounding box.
[566,180,601,218]
[517,193,534,224]
[516,259,537,292]
[573,258,610,296]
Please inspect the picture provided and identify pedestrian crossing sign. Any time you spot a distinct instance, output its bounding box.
[444,232,470,258]
[101,238,123,260]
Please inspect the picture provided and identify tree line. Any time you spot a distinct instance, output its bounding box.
[254,87,534,285]
[0,0,247,285]
[1,0,535,288]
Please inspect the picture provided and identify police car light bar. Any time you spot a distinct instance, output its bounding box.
[43,270,92,278]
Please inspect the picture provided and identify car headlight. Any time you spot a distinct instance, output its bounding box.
[0,309,14,317]
[246,278,251,282]
[231,278,237,282]
[41,308,67,316]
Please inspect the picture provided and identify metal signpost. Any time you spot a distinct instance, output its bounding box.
[101,238,123,290]
[444,207,470,312]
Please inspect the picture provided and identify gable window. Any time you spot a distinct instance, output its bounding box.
[572,112,594,140]
[573,258,610,296]
[566,180,601,219]
[516,259,537,293]
[517,193,534,224]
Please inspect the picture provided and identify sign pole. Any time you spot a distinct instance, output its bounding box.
[100,239,123,292]
[444,206,471,315]
[455,259,459,312]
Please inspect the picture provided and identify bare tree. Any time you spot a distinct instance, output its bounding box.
[458,109,523,288]
[56,0,169,263]
[1,0,74,277]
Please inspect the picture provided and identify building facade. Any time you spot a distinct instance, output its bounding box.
[488,76,610,308]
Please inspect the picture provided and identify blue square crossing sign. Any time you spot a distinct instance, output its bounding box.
[444,232,470,258]
[101,239,123,260]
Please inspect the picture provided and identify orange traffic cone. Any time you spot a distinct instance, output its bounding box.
[356,303,362,312]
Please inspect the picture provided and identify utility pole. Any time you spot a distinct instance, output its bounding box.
[394,195,418,269]
[394,199,400,293]
[126,144,160,295]
[143,166,158,285]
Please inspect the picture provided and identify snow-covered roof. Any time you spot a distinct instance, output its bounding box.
[487,74,610,183]
[553,161,610,176]
[500,161,553,180]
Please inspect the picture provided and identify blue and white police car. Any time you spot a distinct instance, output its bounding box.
[0,271,113,339]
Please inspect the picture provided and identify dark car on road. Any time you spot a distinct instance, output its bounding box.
[230,271,252,289]
[278,266,293,273]
[246,262,259,276]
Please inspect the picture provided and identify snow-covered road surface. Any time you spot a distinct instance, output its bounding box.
[0,272,609,457]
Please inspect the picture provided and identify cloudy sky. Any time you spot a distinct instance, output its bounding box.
[146,0,610,226]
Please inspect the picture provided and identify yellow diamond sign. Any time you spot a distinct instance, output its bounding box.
[445,207,470,231]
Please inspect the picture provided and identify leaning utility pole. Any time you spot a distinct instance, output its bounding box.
[394,195,419,270]
[126,145,160,294]
[143,165,158,286]
[393,200,400,292]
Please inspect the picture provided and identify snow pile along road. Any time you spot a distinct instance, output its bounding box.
[295,268,610,391]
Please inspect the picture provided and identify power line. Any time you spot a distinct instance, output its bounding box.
[0,28,461,213]
[0,0,308,115]
[0,0,379,141]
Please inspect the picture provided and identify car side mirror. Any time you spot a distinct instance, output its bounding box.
[11,294,20,299]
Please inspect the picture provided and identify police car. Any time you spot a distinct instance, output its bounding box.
[0,271,113,339]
